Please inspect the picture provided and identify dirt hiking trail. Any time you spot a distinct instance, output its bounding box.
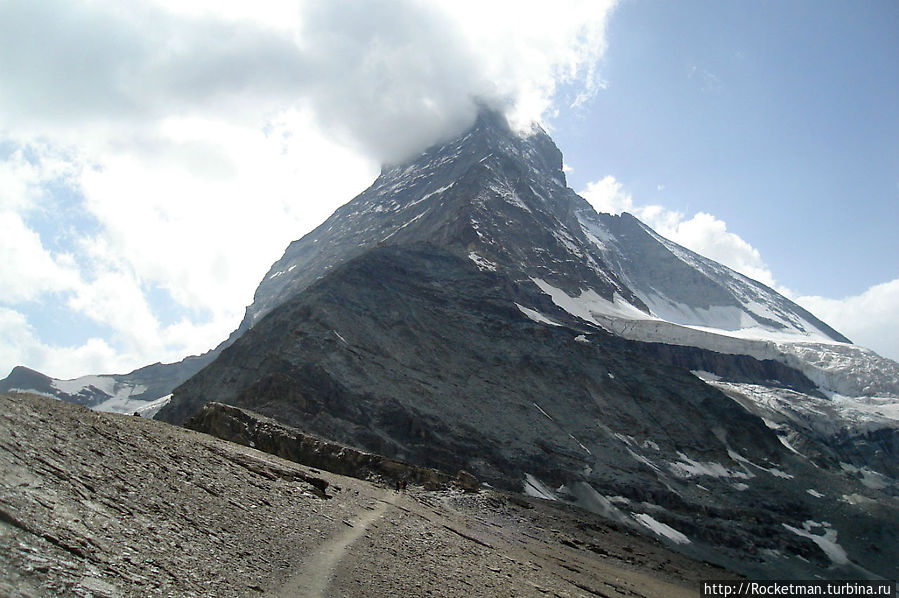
[277,490,398,597]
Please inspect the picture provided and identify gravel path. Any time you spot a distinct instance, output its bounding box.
[277,491,396,597]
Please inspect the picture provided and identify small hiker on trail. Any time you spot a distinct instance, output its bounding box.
[395,479,401,493]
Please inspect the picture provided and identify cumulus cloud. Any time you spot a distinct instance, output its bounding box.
[580,175,899,362]
[0,212,81,303]
[580,176,635,215]
[0,0,303,129]
[0,0,620,378]
[290,0,616,161]
[796,280,899,362]
[580,175,776,286]
[0,0,617,163]
[0,306,129,379]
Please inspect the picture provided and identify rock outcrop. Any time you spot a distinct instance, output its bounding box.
[186,401,469,491]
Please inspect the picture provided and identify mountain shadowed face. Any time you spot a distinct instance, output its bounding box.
[153,111,899,581]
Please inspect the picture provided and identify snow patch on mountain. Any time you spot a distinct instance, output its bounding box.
[467,252,496,272]
[531,278,650,323]
[516,304,560,326]
[563,310,897,399]
[633,513,691,545]
[706,378,899,483]
[776,342,899,398]
[409,182,454,207]
[839,463,891,491]
[781,521,848,566]
[564,212,888,408]
[727,448,793,479]
[706,380,899,432]
[52,375,116,396]
[681,325,839,345]
[638,223,838,339]
[490,181,531,213]
[640,294,759,333]
[90,385,156,415]
[668,452,751,480]
[530,272,898,402]
[523,473,559,501]
[9,375,166,416]
[120,394,172,418]
[563,483,633,526]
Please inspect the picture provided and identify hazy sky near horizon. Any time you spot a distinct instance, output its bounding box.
[0,0,896,379]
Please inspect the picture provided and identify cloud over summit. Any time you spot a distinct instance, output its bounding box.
[0,0,619,377]
[1,0,617,164]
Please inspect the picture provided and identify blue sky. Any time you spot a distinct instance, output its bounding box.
[0,0,896,379]
[555,0,898,299]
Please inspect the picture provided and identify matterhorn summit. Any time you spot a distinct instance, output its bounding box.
[4,108,897,580]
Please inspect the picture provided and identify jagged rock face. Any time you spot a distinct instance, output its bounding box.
[242,109,848,350]
[162,245,783,479]
[158,244,898,579]
[243,110,645,331]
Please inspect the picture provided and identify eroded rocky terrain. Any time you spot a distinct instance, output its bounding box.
[1,393,731,597]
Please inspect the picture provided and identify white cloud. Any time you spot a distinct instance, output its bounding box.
[0,306,130,379]
[0,0,621,379]
[0,0,618,163]
[581,175,776,286]
[0,212,81,303]
[650,212,776,288]
[796,280,899,363]
[580,175,635,215]
[77,111,375,319]
[580,175,899,363]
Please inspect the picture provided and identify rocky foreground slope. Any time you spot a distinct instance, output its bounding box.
[1,393,729,597]
[157,244,899,580]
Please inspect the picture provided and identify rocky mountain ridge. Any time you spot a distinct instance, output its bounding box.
[4,108,897,580]
[158,242,897,579]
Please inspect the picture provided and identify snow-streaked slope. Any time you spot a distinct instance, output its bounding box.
[521,209,898,400]
[5,373,156,415]
[693,372,899,485]
[575,211,847,343]
[0,362,200,415]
